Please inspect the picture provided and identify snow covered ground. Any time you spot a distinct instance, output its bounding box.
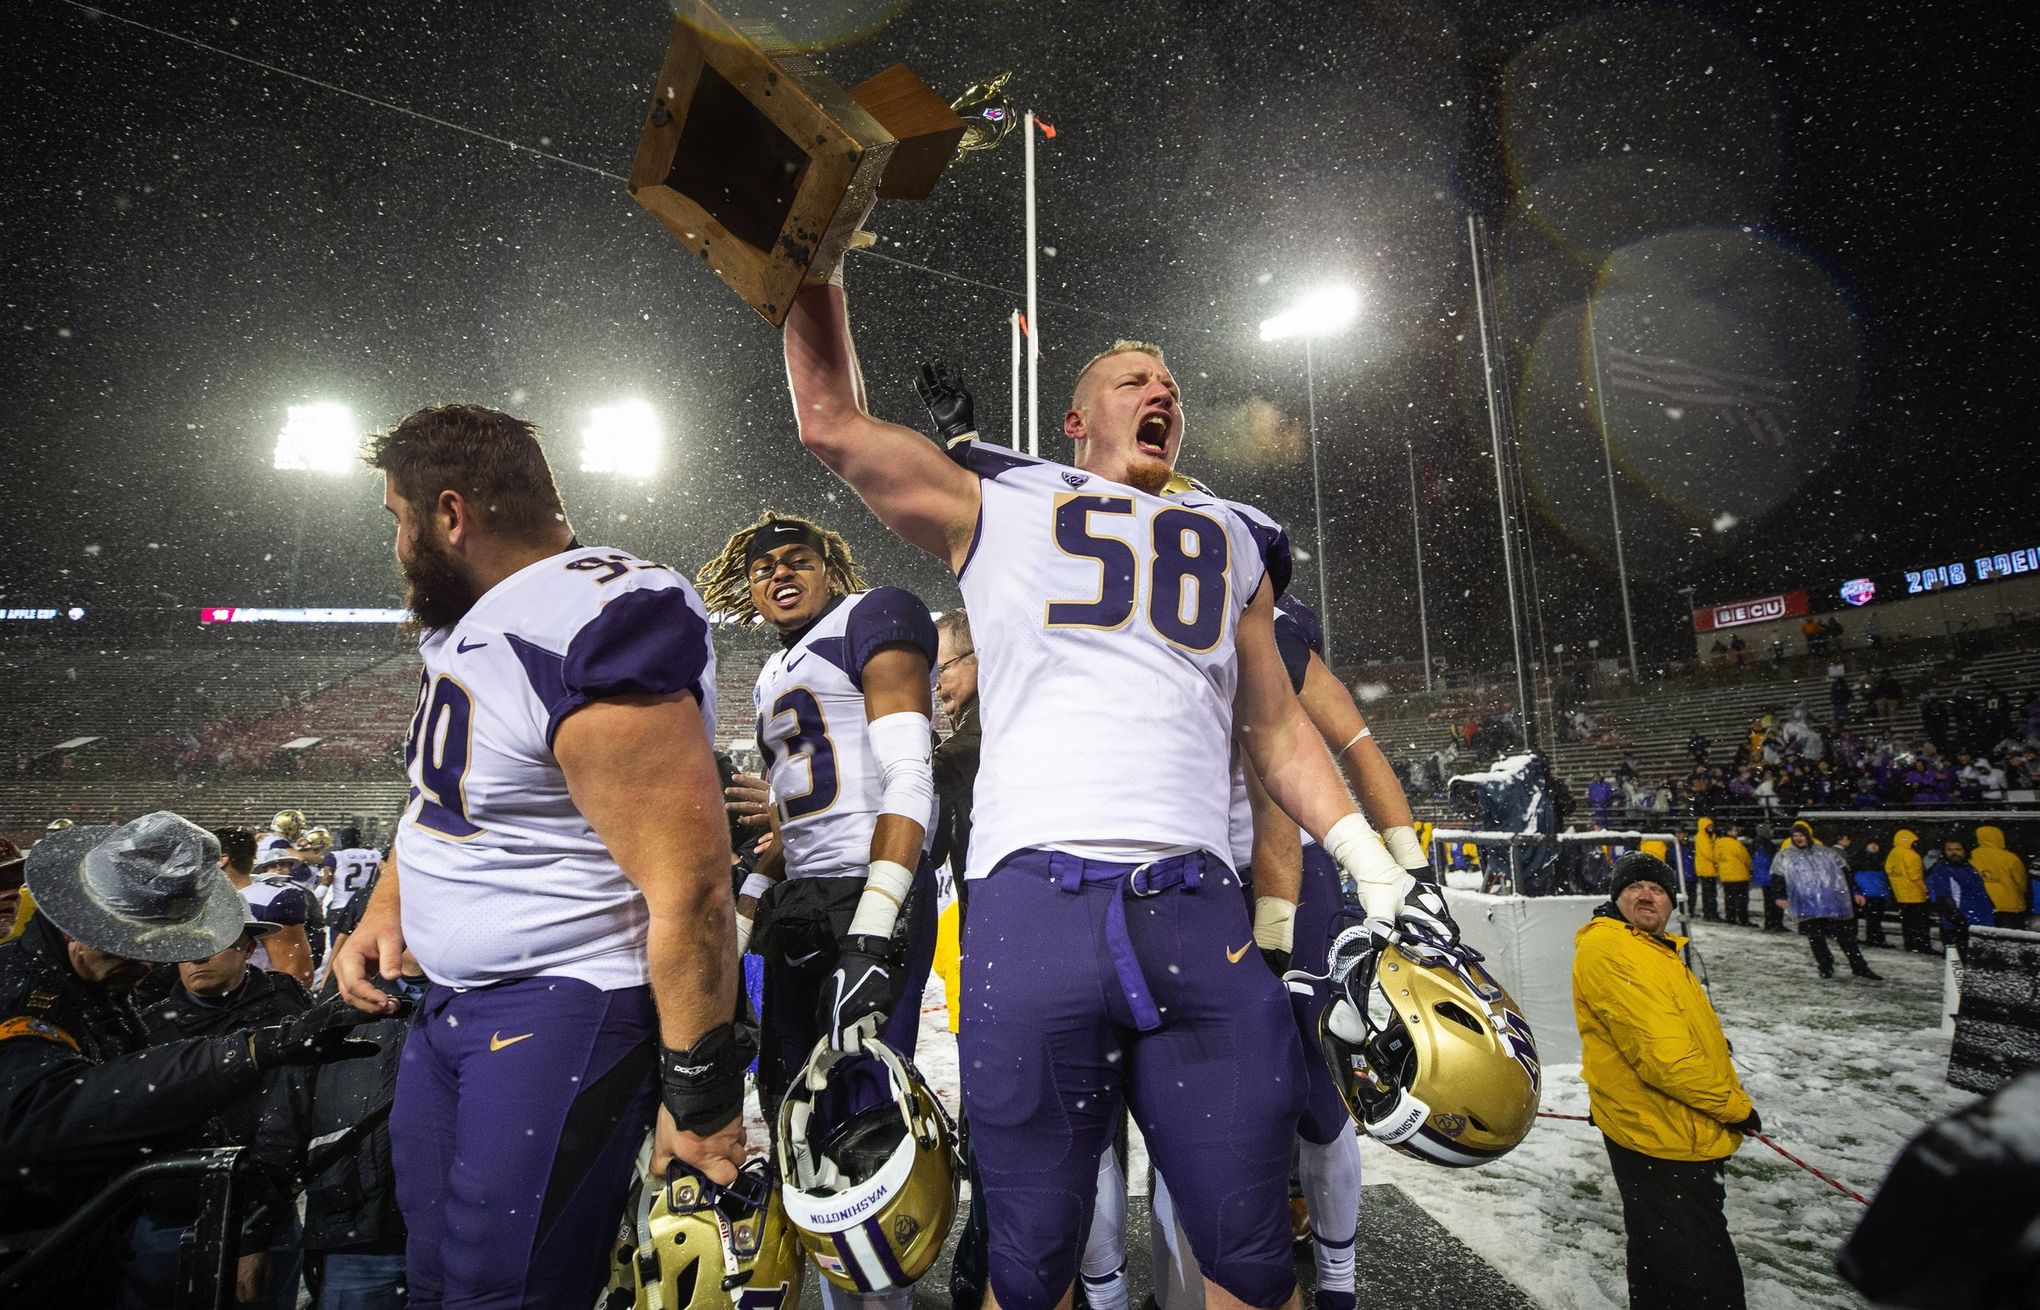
[746,919,1970,1308]
[1358,919,1967,1309]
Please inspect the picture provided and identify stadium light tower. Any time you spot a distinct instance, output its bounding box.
[1260,283,1361,666]
[273,402,359,473]
[580,400,662,478]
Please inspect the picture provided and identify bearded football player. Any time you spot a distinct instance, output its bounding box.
[331,403,747,1309]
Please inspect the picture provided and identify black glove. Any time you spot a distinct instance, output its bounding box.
[1262,948,1292,979]
[1728,1108,1763,1136]
[914,362,979,455]
[819,933,896,1052]
[1401,874,1460,946]
[248,993,381,1071]
[660,1021,758,1136]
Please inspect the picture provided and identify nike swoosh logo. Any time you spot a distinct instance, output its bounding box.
[489,1031,535,1051]
[1226,943,1250,964]
[785,652,807,672]
[786,950,824,967]
[457,638,489,653]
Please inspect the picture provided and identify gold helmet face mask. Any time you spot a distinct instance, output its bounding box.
[603,1159,804,1310]
[776,1037,960,1293]
[1321,937,1542,1167]
[271,809,307,840]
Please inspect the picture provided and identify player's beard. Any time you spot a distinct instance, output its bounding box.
[1124,458,1171,495]
[399,524,480,637]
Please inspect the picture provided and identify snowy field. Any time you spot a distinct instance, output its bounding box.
[744,919,1968,1308]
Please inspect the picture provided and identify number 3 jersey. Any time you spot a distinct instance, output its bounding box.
[753,588,940,881]
[397,545,716,991]
[954,444,1271,879]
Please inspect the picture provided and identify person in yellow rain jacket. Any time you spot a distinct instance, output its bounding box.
[1693,817,1721,922]
[1971,825,2030,929]
[1575,851,1758,1310]
[1885,829,1932,954]
[1713,822,1753,927]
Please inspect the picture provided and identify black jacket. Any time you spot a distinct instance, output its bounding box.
[931,698,981,898]
[143,968,309,1146]
[0,915,264,1235]
[253,1003,409,1253]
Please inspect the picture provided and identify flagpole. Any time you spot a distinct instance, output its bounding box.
[1468,213,1531,735]
[1010,309,1023,450]
[1585,298,1641,682]
[1408,443,1433,694]
[1024,110,1040,457]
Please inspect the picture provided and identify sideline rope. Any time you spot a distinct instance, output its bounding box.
[1536,1112,1869,1205]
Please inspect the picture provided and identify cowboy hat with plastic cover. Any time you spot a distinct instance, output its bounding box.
[776,1036,959,1293]
[602,1157,804,1310]
[25,811,252,962]
[1317,913,1542,1167]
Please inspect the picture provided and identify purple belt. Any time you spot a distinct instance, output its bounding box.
[1043,850,1209,1032]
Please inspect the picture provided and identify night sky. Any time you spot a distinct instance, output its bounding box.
[2,0,2024,669]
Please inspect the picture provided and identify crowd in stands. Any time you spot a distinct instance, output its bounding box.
[1577,674,2040,828]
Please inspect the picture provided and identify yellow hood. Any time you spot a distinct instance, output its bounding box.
[1976,825,2006,851]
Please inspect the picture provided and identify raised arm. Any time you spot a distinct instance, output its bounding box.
[784,281,979,568]
[1294,652,1426,872]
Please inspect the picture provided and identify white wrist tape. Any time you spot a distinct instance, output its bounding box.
[1324,812,1410,922]
[1253,896,1296,954]
[847,858,916,940]
[1336,727,1373,757]
[735,912,755,956]
[867,711,935,826]
[739,872,775,903]
[1382,826,1428,871]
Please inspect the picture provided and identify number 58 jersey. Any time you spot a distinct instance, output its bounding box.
[954,445,1270,879]
[398,545,717,991]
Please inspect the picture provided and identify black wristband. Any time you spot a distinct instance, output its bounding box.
[659,1021,758,1135]
[838,932,896,961]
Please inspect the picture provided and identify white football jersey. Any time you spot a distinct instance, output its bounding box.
[326,847,383,914]
[396,545,716,991]
[754,588,939,881]
[954,444,1269,879]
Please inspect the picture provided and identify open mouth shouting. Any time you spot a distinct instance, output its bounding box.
[1135,410,1173,459]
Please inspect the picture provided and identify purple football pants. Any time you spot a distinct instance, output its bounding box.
[1282,843,1357,1146]
[390,976,657,1309]
[959,848,1307,1310]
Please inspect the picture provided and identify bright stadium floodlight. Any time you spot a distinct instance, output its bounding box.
[580,400,662,478]
[272,402,359,473]
[1258,283,1362,342]
[1257,281,1363,664]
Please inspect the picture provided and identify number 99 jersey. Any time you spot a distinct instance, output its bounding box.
[953,444,1270,879]
[753,588,940,881]
[397,545,716,990]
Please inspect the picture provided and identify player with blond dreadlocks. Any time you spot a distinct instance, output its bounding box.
[697,511,940,1219]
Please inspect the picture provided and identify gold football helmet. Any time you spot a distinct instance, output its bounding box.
[294,826,333,859]
[1318,928,1541,1167]
[602,1159,803,1310]
[776,1037,960,1293]
[45,818,74,832]
[270,809,307,840]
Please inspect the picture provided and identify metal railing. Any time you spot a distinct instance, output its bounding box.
[0,1147,247,1308]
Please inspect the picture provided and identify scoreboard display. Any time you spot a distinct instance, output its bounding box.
[1839,541,2040,607]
